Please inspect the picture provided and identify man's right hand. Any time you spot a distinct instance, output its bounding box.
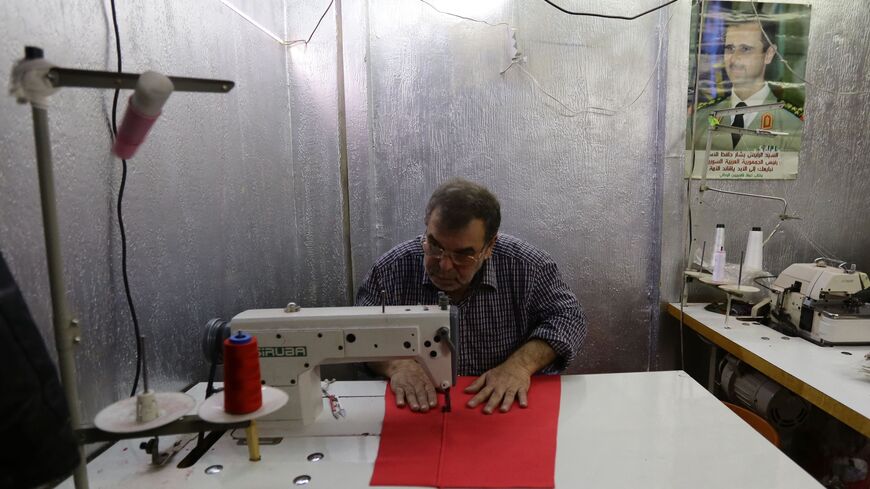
[378,359,438,412]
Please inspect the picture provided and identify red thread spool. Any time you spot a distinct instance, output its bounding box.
[223,331,263,414]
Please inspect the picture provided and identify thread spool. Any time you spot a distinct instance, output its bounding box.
[743,227,763,271]
[713,224,725,254]
[712,246,727,282]
[223,331,263,414]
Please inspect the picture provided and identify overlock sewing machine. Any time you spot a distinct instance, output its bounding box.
[769,259,870,346]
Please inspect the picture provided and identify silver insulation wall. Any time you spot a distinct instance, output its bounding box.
[3,0,868,431]
[0,0,301,425]
[344,0,675,373]
[658,0,870,365]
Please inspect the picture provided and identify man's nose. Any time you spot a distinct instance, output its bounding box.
[439,254,455,271]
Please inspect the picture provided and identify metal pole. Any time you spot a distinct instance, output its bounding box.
[140,335,149,393]
[32,105,89,489]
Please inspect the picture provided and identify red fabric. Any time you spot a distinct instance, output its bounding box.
[371,376,561,488]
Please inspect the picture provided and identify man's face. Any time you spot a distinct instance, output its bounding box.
[723,23,776,89]
[423,209,494,293]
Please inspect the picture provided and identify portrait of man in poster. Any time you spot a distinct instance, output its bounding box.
[686,1,810,180]
[691,17,803,152]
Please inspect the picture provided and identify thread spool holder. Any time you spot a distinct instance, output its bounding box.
[10,46,235,489]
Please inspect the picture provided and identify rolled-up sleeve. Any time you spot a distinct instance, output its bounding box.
[527,259,586,372]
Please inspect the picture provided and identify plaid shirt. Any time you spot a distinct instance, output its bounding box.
[355,234,586,375]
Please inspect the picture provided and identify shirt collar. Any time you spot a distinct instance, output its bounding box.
[730,82,771,107]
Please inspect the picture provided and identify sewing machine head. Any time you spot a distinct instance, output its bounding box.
[208,303,458,425]
[770,259,870,345]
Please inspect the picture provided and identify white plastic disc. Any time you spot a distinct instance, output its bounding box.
[719,284,761,295]
[198,386,289,424]
[94,392,196,434]
[699,275,728,285]
[684,271,712,279]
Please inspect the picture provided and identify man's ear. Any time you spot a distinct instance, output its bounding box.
[483,234,498,259]
[764,44,777,65]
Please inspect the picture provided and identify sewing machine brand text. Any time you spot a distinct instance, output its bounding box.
[259,346,308,358]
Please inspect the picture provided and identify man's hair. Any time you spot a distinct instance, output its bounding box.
[725,17,777,51]
[425,178,501,243]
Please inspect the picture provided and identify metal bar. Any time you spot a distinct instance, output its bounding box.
[140,335,148,393]
[699,118,714,191]
[32,105,89,489]
[702,186,789,219]
[707,341,718,394]
[712,101,783,118]
[46,67,234,93]
[711,124,783,137]
[76,415,250,444]
[246,420,261,461]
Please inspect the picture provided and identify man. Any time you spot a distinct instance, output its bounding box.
[692,18,803,152]
[356,179,586,414]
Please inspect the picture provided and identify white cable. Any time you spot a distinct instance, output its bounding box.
[501,10,674,118]
[417,0,511,29]
[791,223,841,261]
[220,0,287,45]
[220,0,333,47]
[504,64,616,117]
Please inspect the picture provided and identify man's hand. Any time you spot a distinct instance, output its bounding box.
[465,360,532,414]
[381,359,438,412]
[464,339,557,414]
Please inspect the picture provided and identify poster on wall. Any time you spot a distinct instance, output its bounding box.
[685,0,811,180]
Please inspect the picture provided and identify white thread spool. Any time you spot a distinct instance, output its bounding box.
[713,224,725,255]
[743,227,763,271]
[712,246,727,282]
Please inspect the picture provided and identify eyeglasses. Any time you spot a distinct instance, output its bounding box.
[421,236,486,267]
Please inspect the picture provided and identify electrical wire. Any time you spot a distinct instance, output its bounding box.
[499,7,674,118]
[753,275,777,292]
[418,0,510,28]
[542,0,678,20]
[107,0,144,398]
[220,0,333,47]
[749,0,870,97]
[286,0,334,47]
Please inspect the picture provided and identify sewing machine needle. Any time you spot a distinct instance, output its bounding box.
[442,388,451,413]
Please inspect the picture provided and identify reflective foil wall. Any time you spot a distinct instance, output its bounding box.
[345,0,675,373]
[4,0,867,432]
[0,0,298,425]
[659,1,870,366]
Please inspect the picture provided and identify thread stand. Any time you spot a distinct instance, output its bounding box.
[246,420,261,461]
[197,385,288,460]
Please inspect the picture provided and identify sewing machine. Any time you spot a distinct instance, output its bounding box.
[208,301,458,425]
[770,260,870,345]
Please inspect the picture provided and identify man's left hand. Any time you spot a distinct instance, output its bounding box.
[464,360,532,414]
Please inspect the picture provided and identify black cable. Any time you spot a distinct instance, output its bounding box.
[753,275,777,292]
[306,0,334,44]
[285,0,334,46]
[541,0,678,20]
[107,0,143,398]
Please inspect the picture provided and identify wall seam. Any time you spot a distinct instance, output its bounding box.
[648,8,671,372]
[335,0,355,304]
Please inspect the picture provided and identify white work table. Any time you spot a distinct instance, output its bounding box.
[668,302,870,437]
[61,371,820,489]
